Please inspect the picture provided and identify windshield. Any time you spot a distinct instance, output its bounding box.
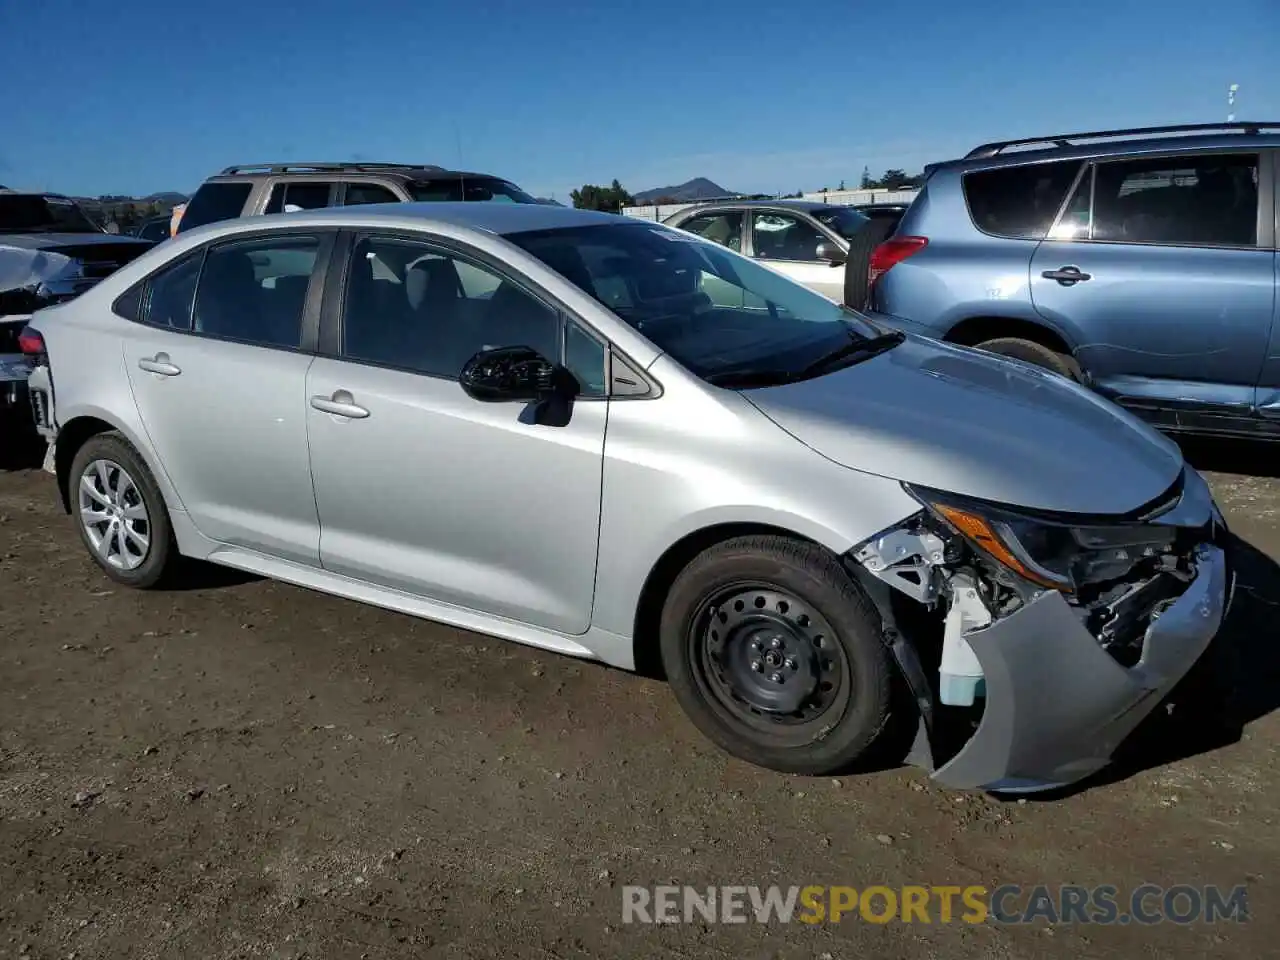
[811,206,870,240]
[410,177,537,204]
[0,194,100,233]
[506,221,890,384]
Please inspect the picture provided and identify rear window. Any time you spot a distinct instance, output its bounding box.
[963,161,1082,239]
[408,177,536,204]
[177,181,253,233]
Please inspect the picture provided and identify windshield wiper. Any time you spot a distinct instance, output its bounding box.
[800,330,905,377]
[703,368,803,389]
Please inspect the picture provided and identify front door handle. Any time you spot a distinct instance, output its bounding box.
[310,389,370,419]
[138,353,181,376]
[1041,265,1092,285]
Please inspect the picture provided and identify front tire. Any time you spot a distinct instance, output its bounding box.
[70,432,177,589]
[659,535,896,774]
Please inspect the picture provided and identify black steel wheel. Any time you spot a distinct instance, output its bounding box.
[660,535,897,775]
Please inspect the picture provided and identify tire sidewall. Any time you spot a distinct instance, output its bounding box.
[70,433,173,588]
[974,337,1080,381]
[659,541,893,774]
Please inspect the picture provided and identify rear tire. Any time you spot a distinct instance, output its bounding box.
[972,336,1082,381]
[658,535,896,775]
[843,216,898,310]
[69,432,177,589]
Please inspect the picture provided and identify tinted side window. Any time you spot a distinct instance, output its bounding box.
[176,182,253,233]
[964,161,1081,239]
[679,211,744,252]
[345,183,401,206]
[192,235,320,348]
[342,236,560,379]
[1091,153,1258,246]
[264,182,335,215]
[752,212,825,261]
[141,253,202,329]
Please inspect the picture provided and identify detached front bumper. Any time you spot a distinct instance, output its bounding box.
[931,543,1229,792]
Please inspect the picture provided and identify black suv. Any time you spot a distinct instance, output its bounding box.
[177,162,538,234]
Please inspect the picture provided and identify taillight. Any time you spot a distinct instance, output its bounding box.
[869,236,928,285]
[18,325,45,356]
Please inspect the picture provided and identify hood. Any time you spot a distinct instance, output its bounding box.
[743,335,1184,515]
[0,233,152,251]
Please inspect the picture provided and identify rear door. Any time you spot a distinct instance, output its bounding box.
[748,209,844,302]
[122,229,332,564]
[1030,150,1275,412]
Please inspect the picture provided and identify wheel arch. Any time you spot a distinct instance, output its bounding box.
[54,409,174,515]
[942,315,1077,357]
[630,521,831,679]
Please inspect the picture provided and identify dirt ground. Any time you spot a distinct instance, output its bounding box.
[1,435,1278,960]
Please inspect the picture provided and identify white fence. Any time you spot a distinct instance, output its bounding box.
[622,188,919,221]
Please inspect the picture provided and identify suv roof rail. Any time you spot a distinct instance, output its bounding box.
[217,162,446,175]
[964,121,1280,159]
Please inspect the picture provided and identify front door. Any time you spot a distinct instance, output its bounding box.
[122,230,330,564]
[305,232,607,634]
[749,210,845,303]
[1031,151,1275,412]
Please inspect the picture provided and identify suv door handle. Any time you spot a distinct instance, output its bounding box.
[1041,266,1092,285]
[138,353,181,376]
[310,390,370,419]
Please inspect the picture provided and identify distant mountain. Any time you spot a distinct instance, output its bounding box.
[143,191,189,204]
[633,177,736,204]
[535,197,565,206]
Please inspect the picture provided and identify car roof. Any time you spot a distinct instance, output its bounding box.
[205,165,511,182]
[674,199,857,215]
[929,125,1280,175]
[187,201,629,238]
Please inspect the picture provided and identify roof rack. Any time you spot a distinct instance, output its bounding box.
[964,121,1280,160]
[218,162,445,175]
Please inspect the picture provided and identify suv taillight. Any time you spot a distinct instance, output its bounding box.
[18,325,45,357]
[869,236,928,285]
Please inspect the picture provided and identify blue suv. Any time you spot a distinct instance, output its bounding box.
[871,122,1279,439]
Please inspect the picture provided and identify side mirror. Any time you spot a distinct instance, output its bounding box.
[459,345,575,403]
[815,241,847,265]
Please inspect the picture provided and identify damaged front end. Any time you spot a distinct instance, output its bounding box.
[850,467,1230,792]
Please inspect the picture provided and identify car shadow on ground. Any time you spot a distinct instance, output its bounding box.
[1024,530,1280,800]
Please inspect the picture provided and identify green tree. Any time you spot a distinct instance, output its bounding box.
[859,166,872,189]
[571,179,635,213]
[879,168,911,190]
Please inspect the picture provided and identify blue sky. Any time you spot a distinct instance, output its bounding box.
[2,0,1277,200]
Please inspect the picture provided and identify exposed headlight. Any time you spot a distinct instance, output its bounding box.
[905,485,1178,593]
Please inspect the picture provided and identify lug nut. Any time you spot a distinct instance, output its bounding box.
[784,658,797,670]
[770,638,783,650]
[750,640,761,652]
[769,672,783,683]
[750,660,763,672]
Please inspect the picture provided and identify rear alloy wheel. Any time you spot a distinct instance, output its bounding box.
[70,432,177,588]
[659,535,896,774]
[973,336,1082,381]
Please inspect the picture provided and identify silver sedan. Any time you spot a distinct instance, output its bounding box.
[23,201,1230,792]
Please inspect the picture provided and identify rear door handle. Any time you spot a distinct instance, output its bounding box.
[1041,266,1092,285]
[138,353,181,376]
[310,390,370,419]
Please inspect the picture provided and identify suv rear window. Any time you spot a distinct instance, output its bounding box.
[963,161,1082,239]
[408,177,536,204]
[177,182,253,233]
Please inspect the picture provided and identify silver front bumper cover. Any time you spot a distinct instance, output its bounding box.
[931,543,1228,792]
